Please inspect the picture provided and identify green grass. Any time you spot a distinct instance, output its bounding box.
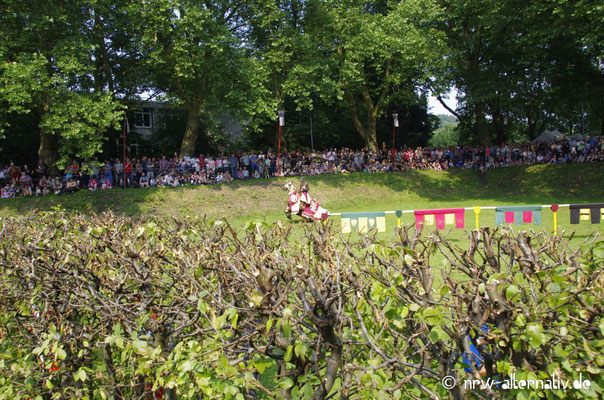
[1,163,603,246]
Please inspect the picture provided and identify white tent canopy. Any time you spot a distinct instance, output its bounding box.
[532,129,564,143]
[568,133,588,141]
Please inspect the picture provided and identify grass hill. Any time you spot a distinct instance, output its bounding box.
[435,113,458,127]
[1,163,602,233]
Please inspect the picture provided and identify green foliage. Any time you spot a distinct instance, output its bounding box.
[429,121,459,147]
[0,0,124,168]
[0,212,602,399]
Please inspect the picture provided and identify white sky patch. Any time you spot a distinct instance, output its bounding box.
[428,88,458,116]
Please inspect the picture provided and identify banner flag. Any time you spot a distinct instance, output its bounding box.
[414,208,465,230]
[495,206,542,226]
[569,203,603,224]
[425,214,435,226]
[341,212,386,233]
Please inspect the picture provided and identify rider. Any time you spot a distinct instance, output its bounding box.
[299,178,311,206]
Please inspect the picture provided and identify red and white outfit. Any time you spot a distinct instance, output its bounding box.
[300,192,329,221]
[287,191,301,215]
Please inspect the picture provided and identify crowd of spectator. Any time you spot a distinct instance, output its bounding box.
[1,136,602,199]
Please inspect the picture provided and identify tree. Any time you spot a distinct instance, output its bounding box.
[298,0,445,150]
[138,0,259,157]
[0,0,123,172]
[245,0,316,149]
[428,0,604,144]
[429,122,459,147]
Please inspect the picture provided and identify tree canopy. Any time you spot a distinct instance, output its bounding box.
[0,0,602,166]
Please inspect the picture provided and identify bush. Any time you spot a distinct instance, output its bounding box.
[0,212,602,399]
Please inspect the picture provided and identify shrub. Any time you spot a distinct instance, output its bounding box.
[0,212,602,399]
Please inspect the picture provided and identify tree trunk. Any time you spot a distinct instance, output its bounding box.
[179,104,201,157]
[351,112,378,150]
[38,107,58,176]
[350,102,378,150]
[474,103,490,146]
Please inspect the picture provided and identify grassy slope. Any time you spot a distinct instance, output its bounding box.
[1,163,603,243]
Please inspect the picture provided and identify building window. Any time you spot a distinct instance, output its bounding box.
[135,108,153,128]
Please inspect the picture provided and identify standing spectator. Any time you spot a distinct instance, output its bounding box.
[103,160,113,186]
[250,153,259,175]
[69,160,80,177]
[147,157,156,179]
[114,159,123,188]
[242,152,250,173]
[36,160,48,178]
[8,163,20,185]
[158,156,168,174]
[135,159,143,186]
[198,155,206,173]
[91,157,101,180]
[228,154,238,179]
[269,154,277,176]
[206,156,215,176]
[124,158,133,188]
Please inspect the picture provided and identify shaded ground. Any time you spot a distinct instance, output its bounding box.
[1,162,602,230]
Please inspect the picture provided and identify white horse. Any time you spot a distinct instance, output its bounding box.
[284,182,329,221]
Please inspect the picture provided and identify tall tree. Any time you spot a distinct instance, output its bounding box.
[0,0,123,172]
[303,0,445,150]
[245,0,314,148]
[429,0,604,144]
[139,0,257,157]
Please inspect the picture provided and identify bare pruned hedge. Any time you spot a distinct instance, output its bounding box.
[0,212,602,400]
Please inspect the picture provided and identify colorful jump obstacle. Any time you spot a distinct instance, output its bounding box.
[331,202,602,234]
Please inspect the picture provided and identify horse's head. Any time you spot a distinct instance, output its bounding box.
[284,182,296,193]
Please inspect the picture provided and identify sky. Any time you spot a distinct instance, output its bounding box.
[427,89,458,116]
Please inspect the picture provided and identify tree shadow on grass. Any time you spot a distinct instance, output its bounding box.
[0,163,602,219]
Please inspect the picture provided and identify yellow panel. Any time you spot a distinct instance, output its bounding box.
[580,209,590,221]
[358,217,368,233]
[376,216,386,232]
[445,213,455,225]
[341,217,351,234]
[425,214,435,226]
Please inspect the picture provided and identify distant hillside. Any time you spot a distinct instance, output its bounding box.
[435,114,458,127]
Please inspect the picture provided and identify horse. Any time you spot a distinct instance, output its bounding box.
[284,182,329,221]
